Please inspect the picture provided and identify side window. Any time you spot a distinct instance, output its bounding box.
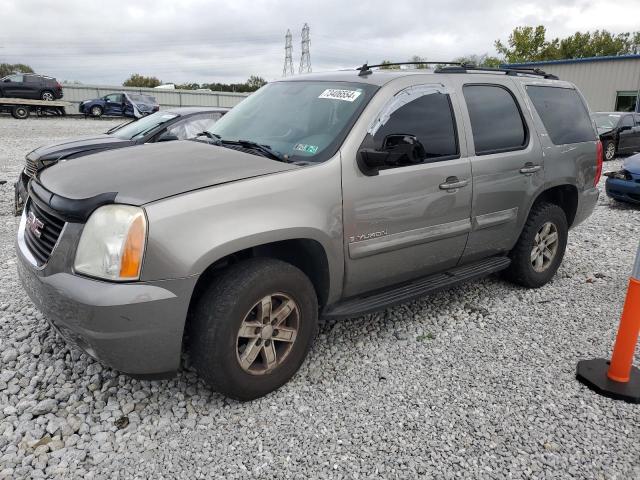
[463,85,527,155]
[6,74,24,83]
[370,90,459,163]
[621,115,634,128]
[24,76,41,84]
[166,113,223,140]
[634,114,640,126]
[526,86,595,145]
[104,94,118,102]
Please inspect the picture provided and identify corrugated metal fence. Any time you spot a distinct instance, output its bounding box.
[61,84,250,114]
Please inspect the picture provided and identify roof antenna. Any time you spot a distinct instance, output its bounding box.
[357,62,372,76]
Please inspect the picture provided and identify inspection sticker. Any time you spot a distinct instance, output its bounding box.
[294,143,319,154]
[318,89,362,102]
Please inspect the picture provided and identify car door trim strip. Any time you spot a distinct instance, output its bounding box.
[348,218,472,260]
[473,207,519,230]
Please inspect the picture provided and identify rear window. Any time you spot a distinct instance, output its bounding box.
[526,86,595,145]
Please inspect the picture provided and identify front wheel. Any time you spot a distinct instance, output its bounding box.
[504,202,568,288]
[90,105,103,117]
[189,258,318,401]
[604,140,616,161]
[11,105,29,119]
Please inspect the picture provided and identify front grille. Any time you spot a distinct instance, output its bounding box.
[24,155,38,178]
[23,200,65,266]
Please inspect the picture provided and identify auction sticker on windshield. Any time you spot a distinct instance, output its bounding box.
[318,89,362,102]
[294,143,319,154]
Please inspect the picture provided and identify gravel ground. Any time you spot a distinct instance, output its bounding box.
[1,116,639,479]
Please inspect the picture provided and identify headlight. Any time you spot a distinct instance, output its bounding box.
[74,205,147,281]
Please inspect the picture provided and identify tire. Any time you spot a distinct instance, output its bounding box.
[189,258,318,401]
[41,90,54,101]
[11,105,29,119]
[90,105,103,118]
[604,140,616,161]
[504,202,568,288]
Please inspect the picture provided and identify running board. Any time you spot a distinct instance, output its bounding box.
[323,256,511,319]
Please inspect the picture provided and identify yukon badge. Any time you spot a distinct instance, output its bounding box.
[26,211,44,238]
[349,230,388,243]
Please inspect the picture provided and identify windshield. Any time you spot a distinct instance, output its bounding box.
[111,111,177,140]
[592,113,620,130]
[206,81,377,162]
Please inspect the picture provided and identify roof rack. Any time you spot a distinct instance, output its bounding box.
[433,64,559,80]
[356,61,462,76]
[355,62,559,80]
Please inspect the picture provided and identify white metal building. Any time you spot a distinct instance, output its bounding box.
[505,54,640,113]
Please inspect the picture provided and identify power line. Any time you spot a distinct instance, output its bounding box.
[282,29,293,77]
[299,23,311,74]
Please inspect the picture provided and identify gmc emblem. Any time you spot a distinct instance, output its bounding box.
[26,211,44,238]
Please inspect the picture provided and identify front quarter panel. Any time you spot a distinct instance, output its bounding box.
[141,158,345,304]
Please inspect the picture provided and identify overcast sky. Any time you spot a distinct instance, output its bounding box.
[1,0,639,85]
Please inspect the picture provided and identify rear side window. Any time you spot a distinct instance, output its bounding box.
[526,86,595,145]
[463,85,527,155]
[372,91,459,162]
[24,76,41,84]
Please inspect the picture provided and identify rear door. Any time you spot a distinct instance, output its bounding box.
[617,115,637,152]
[341,81,472,296]
[23,75,43,99]
[450,77,543,262]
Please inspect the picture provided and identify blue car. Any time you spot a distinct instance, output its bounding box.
[604,153,640,205]
[79,92,159,118]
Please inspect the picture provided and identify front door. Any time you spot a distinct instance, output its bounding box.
[341,83,472,297]
[104,94,125,115]
[2,74,28,98]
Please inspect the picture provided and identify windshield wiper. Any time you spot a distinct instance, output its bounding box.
[234,139,289,163]
[195,131,221,141]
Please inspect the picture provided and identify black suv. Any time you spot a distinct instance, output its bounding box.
[592,112,640,160]
[0,73,63,101]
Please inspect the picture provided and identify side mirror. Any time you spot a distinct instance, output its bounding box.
[157,132,179,142]
[357,134,426,176]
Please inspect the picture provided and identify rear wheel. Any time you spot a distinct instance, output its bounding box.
[90,105,103,118]
[504,202,568,288]
[11,105,29,119]
[41,90,54,101]
[604,140,616,161]
[189,258,318,401]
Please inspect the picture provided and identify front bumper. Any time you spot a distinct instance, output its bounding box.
[16,211,198,377]
[606,177,640,205]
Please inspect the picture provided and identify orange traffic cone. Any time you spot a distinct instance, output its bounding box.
[577,242,640,403]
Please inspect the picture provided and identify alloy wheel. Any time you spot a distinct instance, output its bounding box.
[236,293,299,375]
[530,221,559,272]
[41,92,54,101]
[605,142,615,160]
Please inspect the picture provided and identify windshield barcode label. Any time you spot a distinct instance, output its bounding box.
[318,89,362,102]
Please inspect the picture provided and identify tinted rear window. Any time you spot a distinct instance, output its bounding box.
[463,85,527,155]
[526,86,595,145]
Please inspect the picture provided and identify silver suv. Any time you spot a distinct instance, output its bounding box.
[17,65,602,400]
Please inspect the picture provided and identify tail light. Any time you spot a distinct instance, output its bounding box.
[594,140,603,186]
[55,82,62,90]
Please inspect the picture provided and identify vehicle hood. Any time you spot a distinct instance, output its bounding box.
[623,152,640,174]
[29,134,133,161]
[38,140,299,205]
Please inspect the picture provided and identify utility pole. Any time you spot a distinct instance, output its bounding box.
[282,30,293,77]
[299,23,311,74]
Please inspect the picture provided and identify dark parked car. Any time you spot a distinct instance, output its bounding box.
[79,92,160,118]
[604,152,640,204]
[0,73,63,100]
[14,107,228,214]
[592,112,640,160]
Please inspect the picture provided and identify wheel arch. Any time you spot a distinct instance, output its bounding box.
[529,183,579,227]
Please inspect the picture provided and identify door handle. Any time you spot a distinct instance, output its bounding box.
[439,177,469,190]
[520,163,541,174]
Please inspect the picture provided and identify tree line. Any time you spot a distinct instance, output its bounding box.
[122,73,267,92]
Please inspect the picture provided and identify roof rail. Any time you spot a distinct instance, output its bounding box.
[434,64,559,80]
[356,61,462,76]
